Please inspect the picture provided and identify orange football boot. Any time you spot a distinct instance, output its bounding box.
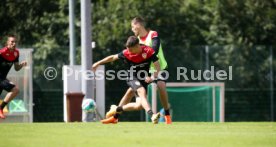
[101,116,118,124]
[0,109,6,119]
[165,115,172,124]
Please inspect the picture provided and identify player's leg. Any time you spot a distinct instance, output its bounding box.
[155,70,172,124]
[117,80,151,113]
[117,88,143,111]
[101,87,136,123]
[121,97,143,111]
[103,80,143,123]
[0,88,3,118]
[102,79,159,124]
[118,88,135,106]
[156,80,172,124]
[102,100,144,124]
[105,88,135,118]
[106,96,143,119]
[105,78,141,120]
[136,86,160,124]
[157,81,169,109]
[0,79,19,119]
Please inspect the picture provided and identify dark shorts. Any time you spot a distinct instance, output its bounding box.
[154,69,169,83]
[126,78,148,92]
[0,79,15,95]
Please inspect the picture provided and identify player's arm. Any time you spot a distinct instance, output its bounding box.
[145,60,160,83]
[151,37,160,55]
[145,54,160,83]
[14,61,27,71]
[152,60,161,79]
[91,54,119,72]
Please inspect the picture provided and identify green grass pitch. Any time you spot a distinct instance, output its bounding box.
[0,122,275,147]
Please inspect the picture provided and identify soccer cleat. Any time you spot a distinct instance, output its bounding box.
[101,116,118,124]
[165,115,172,124]
[105,105,118,118]
[0,109,6,119]
[151,112,160,124]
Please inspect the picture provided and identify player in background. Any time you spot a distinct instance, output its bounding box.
[92,36,160,124]
[106,17,172,124]
[0,35,27,119]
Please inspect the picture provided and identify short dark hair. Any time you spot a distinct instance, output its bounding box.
[131,16,146,26]
[6,34,16,42]
[125,36,139,48]
[7,34,16,38]
[2,34,16,46]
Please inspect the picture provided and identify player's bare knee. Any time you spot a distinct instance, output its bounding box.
[137,104,143,110]
[133,102,143,110]
[157,81,166,90]
[11,87,20,95]
[133,105,139,110]
[137,87,146,96]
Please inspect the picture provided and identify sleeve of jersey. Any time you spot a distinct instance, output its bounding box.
[15,51,19,62]
[150,54,159,63]
[117,51,125,60]
[151,31,160,54]
[15,56,19,62]
[151,37,160,54]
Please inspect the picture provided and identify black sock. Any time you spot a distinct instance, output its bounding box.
[116,106,123,113]
[165,109,170,115]
[147,110,153,117]
[0,101,8,110]
[114,113,120,119]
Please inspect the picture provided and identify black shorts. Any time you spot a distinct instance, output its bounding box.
[0,79,15,95]
[126,78,148,92]
[154,69,169,82]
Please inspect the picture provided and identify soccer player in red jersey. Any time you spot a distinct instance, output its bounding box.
[106,17,172,124]
[92,36,160,124]
[0,35,27,119]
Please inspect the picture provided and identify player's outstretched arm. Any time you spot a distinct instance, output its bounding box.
[14,61,27,71]
[91,54,119,72]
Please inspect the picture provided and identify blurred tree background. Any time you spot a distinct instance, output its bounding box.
[0,0,275,122]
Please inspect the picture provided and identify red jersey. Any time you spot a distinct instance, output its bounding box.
[0,47,19,79]
[118,45,158,79]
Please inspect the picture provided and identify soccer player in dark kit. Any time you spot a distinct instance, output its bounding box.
[0,35,27,119]
[92,36,160,124]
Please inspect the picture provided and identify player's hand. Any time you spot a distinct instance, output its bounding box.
[20,61,27,67]
[145,76,154,83]
[91,63,99,72]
